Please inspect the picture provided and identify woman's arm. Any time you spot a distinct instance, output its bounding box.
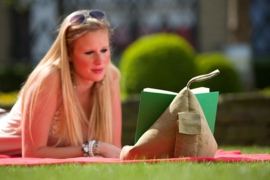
[94,76,122,158]
[22,70,84,158]
[110,68,122,149]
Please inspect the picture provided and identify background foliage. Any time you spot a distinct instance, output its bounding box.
[119,33,243,99]
[119,33,198,99]
[194,52,244,93]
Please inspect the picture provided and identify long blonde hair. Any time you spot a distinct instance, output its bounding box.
[21,10,119,146]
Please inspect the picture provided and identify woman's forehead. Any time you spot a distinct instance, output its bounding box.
[73,29,110,50]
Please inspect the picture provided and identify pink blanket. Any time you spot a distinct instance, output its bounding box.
[0,149,269,166]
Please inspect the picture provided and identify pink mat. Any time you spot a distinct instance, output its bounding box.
[0,149,269,166]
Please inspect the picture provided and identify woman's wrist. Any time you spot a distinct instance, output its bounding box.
[82,140,101,157]
[98,141,106,157]
[93,141,100,155]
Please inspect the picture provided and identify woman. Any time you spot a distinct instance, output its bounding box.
[0,9,122,158]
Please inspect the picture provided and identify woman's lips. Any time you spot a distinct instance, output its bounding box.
[91,68,103,74]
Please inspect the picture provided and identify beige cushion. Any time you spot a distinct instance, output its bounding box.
[120,70,219,160]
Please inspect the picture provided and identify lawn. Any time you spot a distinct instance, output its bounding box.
[0,146,270,180]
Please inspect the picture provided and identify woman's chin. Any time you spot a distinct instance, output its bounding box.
[92,75,105,82]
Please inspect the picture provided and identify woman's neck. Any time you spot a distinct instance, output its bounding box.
[73,75,95,95]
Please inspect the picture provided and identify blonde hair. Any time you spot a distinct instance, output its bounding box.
[21,10,119,146]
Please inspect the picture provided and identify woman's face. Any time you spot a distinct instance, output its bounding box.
[69,29,110,84]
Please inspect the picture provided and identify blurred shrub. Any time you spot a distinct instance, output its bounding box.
[119,33,198,99]
[0,63,32,93]
[194,52,243,93]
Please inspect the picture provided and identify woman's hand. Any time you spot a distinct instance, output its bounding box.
[98,141,121,158]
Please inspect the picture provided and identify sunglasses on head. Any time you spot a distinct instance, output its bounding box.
[69,9,106,26]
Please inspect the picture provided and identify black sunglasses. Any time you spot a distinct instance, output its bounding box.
[69,10,106,26]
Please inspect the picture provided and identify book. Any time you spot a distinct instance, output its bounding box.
[134,87,219,144]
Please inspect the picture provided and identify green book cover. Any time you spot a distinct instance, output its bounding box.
[134,90,219,144]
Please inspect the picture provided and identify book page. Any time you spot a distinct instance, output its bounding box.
[143,88,178,95]
[143,87,210,94]
[190,87,210,94]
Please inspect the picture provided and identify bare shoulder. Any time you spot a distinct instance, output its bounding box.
[43,68,61,86]
[40,68,61,93]
[25,68,62,100]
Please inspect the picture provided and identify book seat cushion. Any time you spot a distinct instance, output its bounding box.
[120,87,218,160]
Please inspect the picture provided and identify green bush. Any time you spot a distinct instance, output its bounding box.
[194,52,243,93]
[0,63,32,93]
[119,33,198,99]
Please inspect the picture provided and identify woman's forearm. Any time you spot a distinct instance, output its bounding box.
[23,141,121,158]
[98,141,121,158]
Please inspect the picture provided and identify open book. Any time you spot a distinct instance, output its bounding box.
[134,87,219,144]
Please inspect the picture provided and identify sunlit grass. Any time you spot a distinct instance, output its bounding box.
[1,161,270,180]
[219,145,270,154]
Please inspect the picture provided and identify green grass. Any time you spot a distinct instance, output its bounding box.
[218,145,270,154]
[0,146,270,180]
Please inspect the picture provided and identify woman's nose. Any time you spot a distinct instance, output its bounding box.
[94,54,103,65]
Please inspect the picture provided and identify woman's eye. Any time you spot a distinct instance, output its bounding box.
[85,51,94,55]
[101,49,108,53]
